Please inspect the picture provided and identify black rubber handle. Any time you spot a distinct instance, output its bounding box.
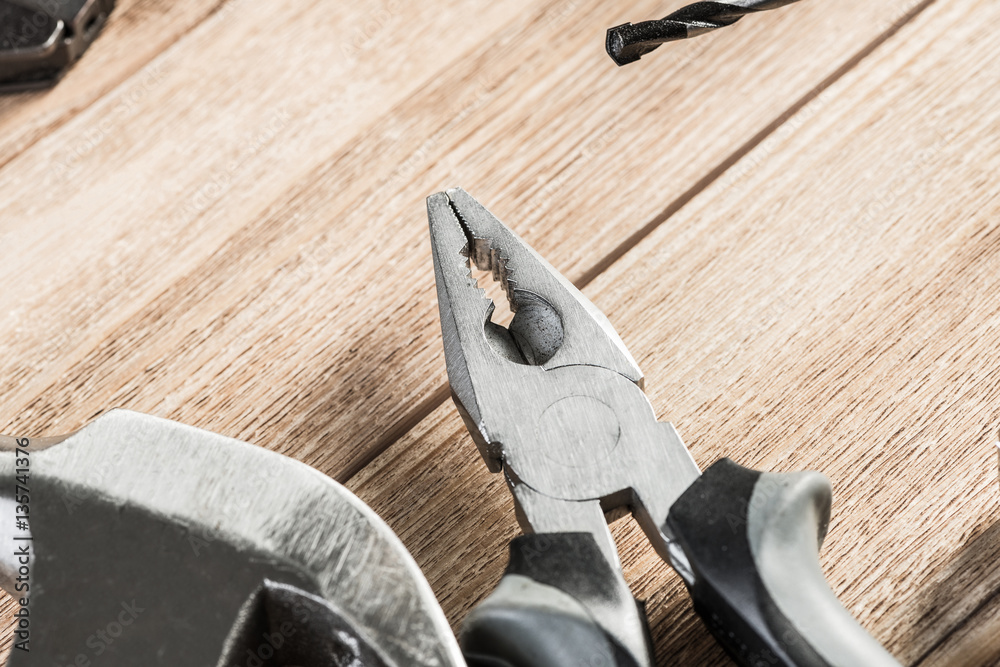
[460,533,651,667]
[665,458,900,667]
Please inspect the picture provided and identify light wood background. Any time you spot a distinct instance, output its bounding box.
[2,0,999,663]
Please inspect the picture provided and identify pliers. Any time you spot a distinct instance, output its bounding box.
[428,188,902,667]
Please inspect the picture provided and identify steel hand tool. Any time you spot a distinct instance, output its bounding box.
[607,0,802,66]
[0,410,464,666]
[428,187,900,667]
[0,0,114,91]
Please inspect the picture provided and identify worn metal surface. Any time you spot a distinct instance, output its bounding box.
[0,410,464,666]
[429,188,703,665]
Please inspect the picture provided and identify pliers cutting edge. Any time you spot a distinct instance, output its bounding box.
[428,188,902,667]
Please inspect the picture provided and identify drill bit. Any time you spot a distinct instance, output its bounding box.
[606,0,802,66]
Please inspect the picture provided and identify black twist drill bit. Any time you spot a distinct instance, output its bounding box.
[607,0,802,66]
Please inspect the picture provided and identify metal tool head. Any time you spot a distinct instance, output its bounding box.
[428,188,699,573]
[0,410,464,666]
[0,0,115,91]
[428,187,642,470]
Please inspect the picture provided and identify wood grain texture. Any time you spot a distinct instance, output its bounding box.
[349,0,1000,663]
[2,0,996,661]
[920,586,1000,667]
[0,0,224,167]
[0,0,546,452]
[0,0,930,483]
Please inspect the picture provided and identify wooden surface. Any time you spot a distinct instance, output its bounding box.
[1,0,998,663]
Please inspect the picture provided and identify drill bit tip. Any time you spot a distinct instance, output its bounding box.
[606,21,688,66]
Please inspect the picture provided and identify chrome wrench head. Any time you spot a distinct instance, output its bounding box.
[0,410,464,667]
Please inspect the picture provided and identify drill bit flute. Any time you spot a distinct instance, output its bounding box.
[607,0,803,66]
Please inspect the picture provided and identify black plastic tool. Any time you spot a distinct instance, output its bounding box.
[0,0,115,91]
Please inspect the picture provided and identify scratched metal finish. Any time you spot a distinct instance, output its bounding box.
[428,188,702,666]
[428,188,700,536]
[0,410,464,666]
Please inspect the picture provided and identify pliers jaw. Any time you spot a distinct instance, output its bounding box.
[427,189,501,468]
[427,187,643,471]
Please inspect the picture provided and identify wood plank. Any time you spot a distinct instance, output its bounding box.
[0,0,222,167]
[918,583,1000,667]
[0,0,544,654]
[0,0,544,437]
[349,0,1000,663]
[0,0,930,487]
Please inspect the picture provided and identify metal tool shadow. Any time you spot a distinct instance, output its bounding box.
[908,517,1000,666]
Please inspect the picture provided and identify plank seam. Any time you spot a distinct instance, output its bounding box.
[910,583,1000,666]
[342,0,943,486]
[576,0,940,288]
[338,385,450,483]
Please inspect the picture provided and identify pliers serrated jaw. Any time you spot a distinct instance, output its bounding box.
[427,187,645,471]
